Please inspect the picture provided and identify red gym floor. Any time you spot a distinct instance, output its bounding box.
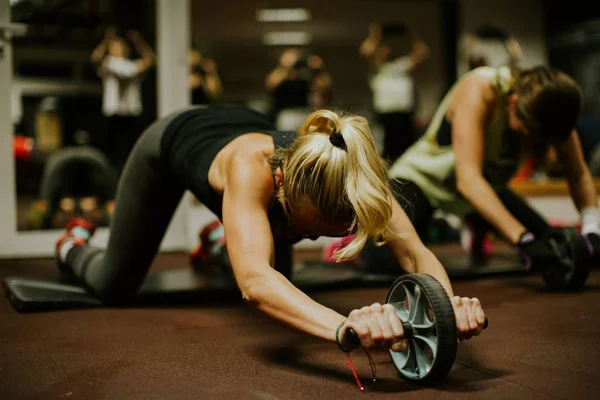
[1,251,599,400]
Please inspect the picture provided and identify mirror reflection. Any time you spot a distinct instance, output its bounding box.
[11,0,157,231]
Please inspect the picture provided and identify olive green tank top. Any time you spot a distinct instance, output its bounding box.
[387,66,523,217]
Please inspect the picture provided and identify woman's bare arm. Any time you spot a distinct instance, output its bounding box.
[555,130,599,212]
[386,198,454,297]
[451,75,527,243]
[222,156,345,341]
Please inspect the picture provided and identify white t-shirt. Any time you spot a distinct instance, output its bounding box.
[99,56,143,117]
[370,56,415,114]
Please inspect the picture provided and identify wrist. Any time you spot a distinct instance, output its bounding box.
[581,206,599,235]
[516,231,535,245]
[514,231,535,270]
[335,320,352,352]
[512,229,530,245]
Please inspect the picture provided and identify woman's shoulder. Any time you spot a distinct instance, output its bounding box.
[464,66,511,94]
[225,135,276,198]
[452,69,498,105]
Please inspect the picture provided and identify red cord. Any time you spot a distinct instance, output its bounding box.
[346,352,364,391]
[345,348,377,392]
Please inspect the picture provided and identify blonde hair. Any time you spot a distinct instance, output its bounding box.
[277,109,396,261]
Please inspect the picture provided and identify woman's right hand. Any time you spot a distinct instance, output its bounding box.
[340,303,407,352]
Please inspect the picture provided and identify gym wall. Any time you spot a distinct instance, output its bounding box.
[458,0,547,76]
[190,0,448,125]
[190,0,547,126]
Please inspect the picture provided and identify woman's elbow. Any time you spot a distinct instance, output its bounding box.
[456,170,482,197]
[242,289,259,306]
[238,273,269,306]
[455,177,469,197]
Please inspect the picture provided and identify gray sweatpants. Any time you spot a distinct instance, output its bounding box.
[65,111,185,305]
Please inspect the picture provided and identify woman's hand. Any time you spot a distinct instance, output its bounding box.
[451,296,486,340]
[341,303,407,352]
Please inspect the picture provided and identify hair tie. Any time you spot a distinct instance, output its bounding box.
[329,129,347,150]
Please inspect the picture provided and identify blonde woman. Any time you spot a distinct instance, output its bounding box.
[54,105,486,353]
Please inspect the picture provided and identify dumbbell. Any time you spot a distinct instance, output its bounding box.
[345,273,488,386]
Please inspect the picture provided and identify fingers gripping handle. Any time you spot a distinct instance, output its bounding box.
[344,316,488,349]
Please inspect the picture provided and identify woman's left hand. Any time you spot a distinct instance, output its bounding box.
[451,296,486,340]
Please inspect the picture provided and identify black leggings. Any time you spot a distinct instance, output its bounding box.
[65,111,186,305]
[360,178,551,270]
[393,178,550,236]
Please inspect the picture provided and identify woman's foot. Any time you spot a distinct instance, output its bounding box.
[55,218,96,273]
[190,220,225,270]
[460,222,494,265]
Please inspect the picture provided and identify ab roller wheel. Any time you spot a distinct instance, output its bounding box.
[346,273,488,385]
[386,274,461,385]
[540,227,592,291]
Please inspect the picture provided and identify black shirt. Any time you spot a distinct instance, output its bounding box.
[160,105,296,219]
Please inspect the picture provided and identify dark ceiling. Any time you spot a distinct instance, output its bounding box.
[188,0,448,108]
[10,0,154,46]
[11,0,600,114]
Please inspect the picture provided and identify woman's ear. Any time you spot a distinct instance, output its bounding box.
[273,166,288,210]
[274,166,283,189]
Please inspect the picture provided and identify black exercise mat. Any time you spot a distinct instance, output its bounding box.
[305,250,526,287]
[139,262,364,295]
[3,249,525,312]
[3,262,364,312]
[4,276,103,312]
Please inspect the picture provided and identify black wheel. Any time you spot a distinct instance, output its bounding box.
[541,227,591,291]
[385,273,457,385]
